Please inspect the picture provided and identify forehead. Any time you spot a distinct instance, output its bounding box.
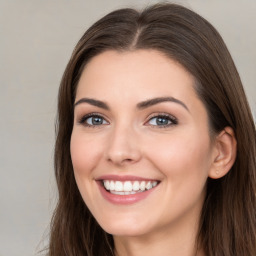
[76,50,198,101]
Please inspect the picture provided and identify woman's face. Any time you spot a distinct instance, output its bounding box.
[71,50,216,237]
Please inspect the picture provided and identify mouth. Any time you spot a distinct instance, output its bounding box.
[101,180,160,195]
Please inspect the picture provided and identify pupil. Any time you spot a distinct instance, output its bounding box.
[156,117,168,125]
[92,117,103,125]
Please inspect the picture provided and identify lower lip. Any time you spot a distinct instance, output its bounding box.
[97,182,158,205]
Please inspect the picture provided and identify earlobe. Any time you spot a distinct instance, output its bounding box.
[208,127,237,179]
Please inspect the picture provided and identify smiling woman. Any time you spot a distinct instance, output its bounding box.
[48,3,256,256]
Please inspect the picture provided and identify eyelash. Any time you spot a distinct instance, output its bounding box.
[78,112,109,128]
[78,113,178,128]
[146,113,178,128]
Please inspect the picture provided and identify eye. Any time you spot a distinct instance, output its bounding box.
[147,114,177,128]
[79,114,108,127]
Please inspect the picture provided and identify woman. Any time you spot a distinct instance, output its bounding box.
[49,3,256,256]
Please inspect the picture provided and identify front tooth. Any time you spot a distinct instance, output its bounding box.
[115,181,123,191]
[110,181,115,190]
[140,181,146,191]
[133,181,140,191]
[123,181,133,192]
[146,181,152,190]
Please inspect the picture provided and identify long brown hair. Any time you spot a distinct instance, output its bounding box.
[49,3,256,255]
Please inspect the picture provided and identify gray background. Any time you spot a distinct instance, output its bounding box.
[0,1,255,255]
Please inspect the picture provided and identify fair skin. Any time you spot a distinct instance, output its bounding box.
[70,50,236,256]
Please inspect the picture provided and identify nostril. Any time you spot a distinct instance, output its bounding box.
[107,153,138,164]
[107,158,133,165]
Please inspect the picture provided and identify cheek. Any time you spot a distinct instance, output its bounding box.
[145,130,212,182]
[70,131,106,210]
[70,131,103,177]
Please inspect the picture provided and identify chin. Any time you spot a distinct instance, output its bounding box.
[98,215,153,237]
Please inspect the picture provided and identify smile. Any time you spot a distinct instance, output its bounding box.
[103,180,159,195]
[96,175,160,204]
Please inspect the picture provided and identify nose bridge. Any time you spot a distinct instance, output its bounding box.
[105,119,141,165]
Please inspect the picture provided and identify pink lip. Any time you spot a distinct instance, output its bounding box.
[96,175,160,205]
[96,175,157,182]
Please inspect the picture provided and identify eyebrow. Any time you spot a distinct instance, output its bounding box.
[74,98,109,110]
[74,96,189,112]
[137,97,189,112]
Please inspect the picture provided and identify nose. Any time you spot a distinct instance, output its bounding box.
[105,124,142,166]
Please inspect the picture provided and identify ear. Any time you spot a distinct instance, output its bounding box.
[208,127,237,179]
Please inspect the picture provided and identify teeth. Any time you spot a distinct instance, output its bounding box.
[103,180,110,190]
[133,181,140,191]
[110,181,115,191]
[123,181,133,192]
[146,181,152,190]
[115,181,123,192]
[103,180,158,194]
[140,181,146,191]
[111,191,125,195]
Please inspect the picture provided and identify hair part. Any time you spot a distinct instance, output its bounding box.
[49,3,256,256]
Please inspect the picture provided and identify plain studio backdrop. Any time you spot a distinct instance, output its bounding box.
[0,1,255,255]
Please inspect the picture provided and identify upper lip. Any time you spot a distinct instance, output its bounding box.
[95,175,160,182]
